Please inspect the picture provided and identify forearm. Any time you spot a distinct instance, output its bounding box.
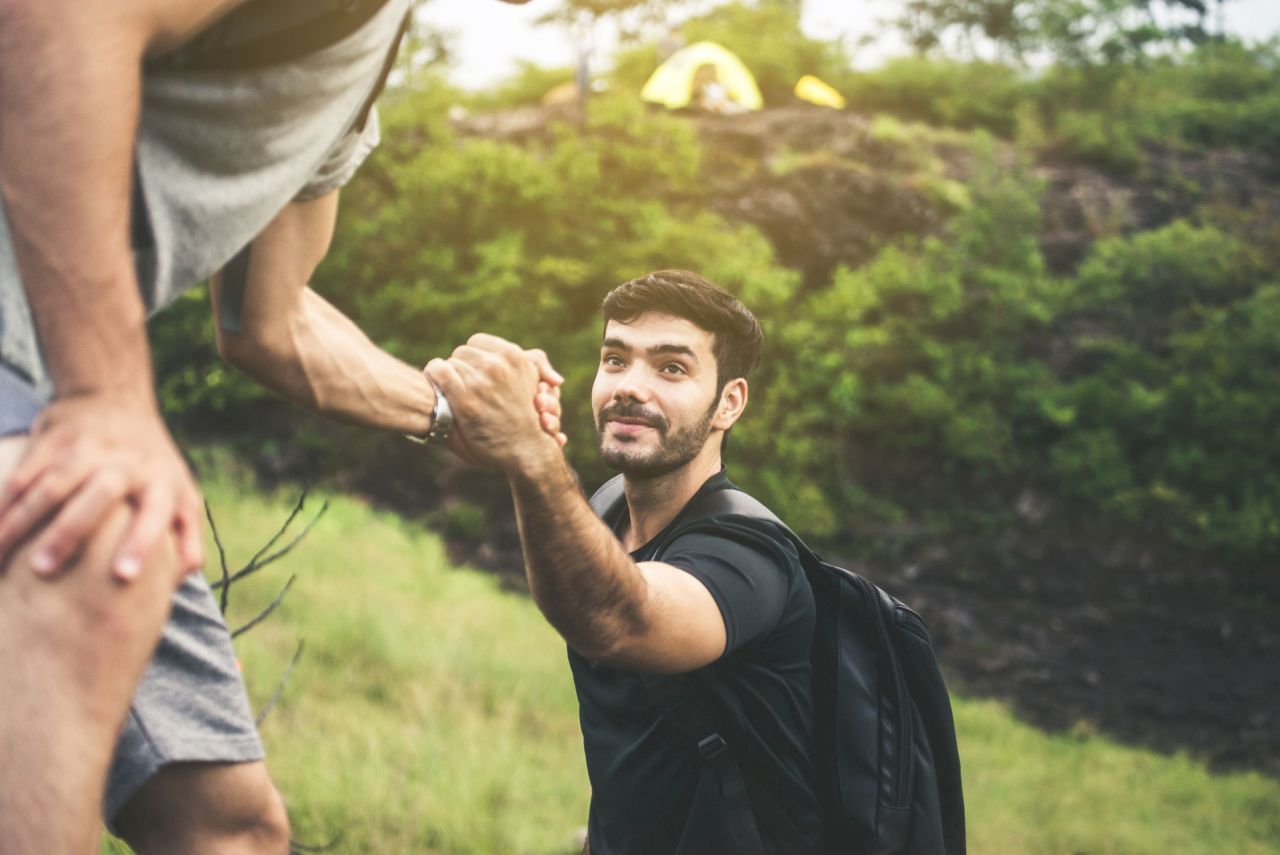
[222,286,434,435]
[0,3,151,401]
[507,451,649,660]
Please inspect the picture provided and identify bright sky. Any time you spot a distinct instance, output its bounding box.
[419,0,1280,90]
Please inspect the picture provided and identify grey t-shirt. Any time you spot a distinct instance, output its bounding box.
[0,0,410,399]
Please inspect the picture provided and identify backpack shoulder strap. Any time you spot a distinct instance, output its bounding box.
[653,483,821,569]
[587,474,626,520]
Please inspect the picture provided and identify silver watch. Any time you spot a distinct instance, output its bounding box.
[406,378,454,445]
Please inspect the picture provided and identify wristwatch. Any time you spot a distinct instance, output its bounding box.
[406,378,453,445]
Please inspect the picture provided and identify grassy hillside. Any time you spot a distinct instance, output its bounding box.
[107,461,1280,853]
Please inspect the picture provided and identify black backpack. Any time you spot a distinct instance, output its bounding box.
[589,475,966,855]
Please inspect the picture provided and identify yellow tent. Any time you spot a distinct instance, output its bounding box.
[641,41,764,112]
[794,74,846,109]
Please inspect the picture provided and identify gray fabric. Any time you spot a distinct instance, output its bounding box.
[104,572,265,827]
[0,0,409,398]
[0,361,45,437]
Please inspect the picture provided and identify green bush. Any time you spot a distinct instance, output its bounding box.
[1051,226,1278,558]
[735,152,1054,537]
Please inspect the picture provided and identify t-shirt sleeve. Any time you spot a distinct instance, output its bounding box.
[294,107,382,202]
[658,522,800,655]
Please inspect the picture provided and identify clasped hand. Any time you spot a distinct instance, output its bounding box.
[428,334,566,470]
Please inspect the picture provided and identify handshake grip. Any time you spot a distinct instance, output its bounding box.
[416,337,567,463]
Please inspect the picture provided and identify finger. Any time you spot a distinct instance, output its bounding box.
[173,494,204,575]
[111,488,175,582]
[466,332,513,352]
[0,466,93,570]
[24,469,128,575]
[534,390,560,413]
[425,357,468,401]
[523,348,564,385]
[539,410,562,438]
[558,432,568,447]
[0,437,61,519]
[448,344,493,370]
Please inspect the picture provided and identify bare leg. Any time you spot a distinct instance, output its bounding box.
[0,436,179,855]
[113,760,290,855]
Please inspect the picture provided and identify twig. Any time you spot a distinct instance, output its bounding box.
[205,500,232,614]
[255,640,305,726]
[232,575,297,639]
[212,500,329,590]
[247,490,308,572]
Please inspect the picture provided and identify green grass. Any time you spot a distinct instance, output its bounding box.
[103,464,1279,854]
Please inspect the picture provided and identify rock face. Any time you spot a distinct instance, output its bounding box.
[693,108,952,288]
[688,105,1280,280]
[716,163,940,287]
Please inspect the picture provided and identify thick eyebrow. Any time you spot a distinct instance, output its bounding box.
[601,338,699,362]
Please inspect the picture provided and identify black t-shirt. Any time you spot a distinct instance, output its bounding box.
[571,471,821,854]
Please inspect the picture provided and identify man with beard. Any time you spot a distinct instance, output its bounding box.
[425,270,822,853]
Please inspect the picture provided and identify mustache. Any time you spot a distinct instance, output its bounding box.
[596,401,669,433]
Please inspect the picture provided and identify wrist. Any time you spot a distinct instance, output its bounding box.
[507,437,572,488]
[55,381,158,412]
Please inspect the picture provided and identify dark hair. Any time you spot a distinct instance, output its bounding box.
[601,270,763,393]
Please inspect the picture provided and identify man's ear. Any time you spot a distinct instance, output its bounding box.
[713,378,748,431]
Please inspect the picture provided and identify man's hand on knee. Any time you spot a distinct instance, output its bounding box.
[0,394,203,583]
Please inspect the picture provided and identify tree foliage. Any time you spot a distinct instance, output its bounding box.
[897,0,1237,65]
[150,19,1280,574]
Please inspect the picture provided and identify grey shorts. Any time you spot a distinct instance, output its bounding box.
[0,363,264,826]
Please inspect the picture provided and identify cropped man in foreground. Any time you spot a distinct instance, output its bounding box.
[428,270,821,853]
[0,0,553,852]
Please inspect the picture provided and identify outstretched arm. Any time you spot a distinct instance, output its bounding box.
[213,192,565,448]
[0,0,248,579]
[425,335,726,674]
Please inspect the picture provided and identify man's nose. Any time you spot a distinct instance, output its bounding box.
[612,366,653,403]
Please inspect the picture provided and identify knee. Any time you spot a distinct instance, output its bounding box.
[119,765,291,855]
[0,515,180,730]
[233,785,291,855]
[5,524,178,685]
[202,783,292,855]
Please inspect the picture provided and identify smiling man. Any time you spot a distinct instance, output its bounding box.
[427,270,821,853]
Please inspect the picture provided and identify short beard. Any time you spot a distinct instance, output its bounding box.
[595,399,717,480]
